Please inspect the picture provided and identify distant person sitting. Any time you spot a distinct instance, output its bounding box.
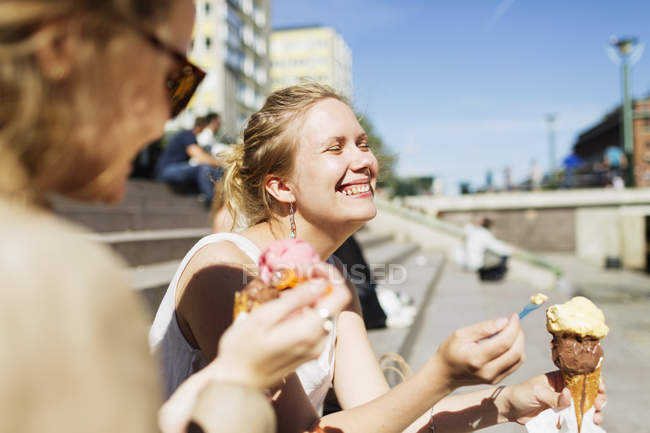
[456,218,514,281]
[197,112,231,157]
[156,116,225,202]
[603,145,627,188]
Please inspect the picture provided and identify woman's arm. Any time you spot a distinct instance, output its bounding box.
[318,309,525,433]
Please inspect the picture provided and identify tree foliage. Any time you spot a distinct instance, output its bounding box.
[356,113,396,184]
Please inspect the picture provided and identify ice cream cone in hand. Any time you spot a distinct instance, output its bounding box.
[546,297,609,432]
[233,239,330,320]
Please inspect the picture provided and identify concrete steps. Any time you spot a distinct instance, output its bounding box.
[367,252,445,360]
[88,228,210,267]
[354,229,448,382]
[52,179,210,232]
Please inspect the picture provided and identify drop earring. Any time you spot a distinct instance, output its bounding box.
[289,202,296,239]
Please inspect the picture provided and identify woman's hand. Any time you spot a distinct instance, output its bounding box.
[499,371,607,425]
[434,314,525,389]
[213,263,351,390]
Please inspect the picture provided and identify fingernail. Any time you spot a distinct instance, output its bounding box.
[495,317,508,328]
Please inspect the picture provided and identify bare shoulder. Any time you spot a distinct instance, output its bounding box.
[184,239,255,276]
[174,237,258,359]
[176,240,257,304]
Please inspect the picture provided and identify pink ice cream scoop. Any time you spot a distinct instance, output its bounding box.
[258,239,321,286]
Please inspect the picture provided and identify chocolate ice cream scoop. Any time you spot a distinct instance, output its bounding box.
[233,279,280,320]
[551,334,603,375]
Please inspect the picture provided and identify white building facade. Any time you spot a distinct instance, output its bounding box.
[170,0,271,138]
[270,26,353,101]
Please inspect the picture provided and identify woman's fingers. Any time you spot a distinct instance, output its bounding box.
[594,378,607,425]
[558,387,572,409]
[460,316,509,343]
[482,326,525,383]
[265,306,329,358]
[469,314,521,365]
[253,280,328,326]
[297,262,351,317]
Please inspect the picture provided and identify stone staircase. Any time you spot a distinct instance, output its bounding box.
[52,180,212,314]
[52,180,445,364]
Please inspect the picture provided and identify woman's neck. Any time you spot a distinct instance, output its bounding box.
[246,216,361,261]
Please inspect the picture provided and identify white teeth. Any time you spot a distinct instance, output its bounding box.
[341,184,370,196]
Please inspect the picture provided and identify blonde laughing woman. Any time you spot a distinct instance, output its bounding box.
[151,83,607,433]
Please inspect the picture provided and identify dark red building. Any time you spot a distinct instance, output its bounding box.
[573,97,650,187]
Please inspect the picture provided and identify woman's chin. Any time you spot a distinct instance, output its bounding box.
[344,204,377,225]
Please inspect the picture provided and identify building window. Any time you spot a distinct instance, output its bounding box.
[227,5,242,29]
[226,47,244,71]
[205,36,212,50]
[205,2,211,15]
[227,24,242,49]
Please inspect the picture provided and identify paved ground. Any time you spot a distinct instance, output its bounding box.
[406,258,650,432]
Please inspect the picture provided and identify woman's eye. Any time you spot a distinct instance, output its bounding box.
[358,142,370,149]
[326,146,342,152]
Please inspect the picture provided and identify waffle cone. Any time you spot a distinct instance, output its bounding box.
[232,292,260,321]
[562,366,601,432]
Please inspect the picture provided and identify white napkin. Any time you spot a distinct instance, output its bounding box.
[526,400,605,433]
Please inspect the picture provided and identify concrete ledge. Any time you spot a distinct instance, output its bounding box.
[355,230,394,249]
[84,229,210,267]
[129,260,180,291]
[405,187,650,213]
[87,228,210,243]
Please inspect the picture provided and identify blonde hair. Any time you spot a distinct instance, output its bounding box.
[0,0,171,206]
[223,83,348,229]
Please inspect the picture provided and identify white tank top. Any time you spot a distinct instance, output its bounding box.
[148,233,336,414]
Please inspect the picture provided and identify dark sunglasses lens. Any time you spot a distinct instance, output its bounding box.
[168,63,205,117]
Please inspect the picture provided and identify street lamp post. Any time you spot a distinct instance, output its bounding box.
[546,113,556,174]
[608,36,643,187]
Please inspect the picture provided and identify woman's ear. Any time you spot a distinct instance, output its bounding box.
[35,22,80,82]
[265,175,296,205]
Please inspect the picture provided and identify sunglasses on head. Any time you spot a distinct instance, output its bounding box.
[132,27,206,118]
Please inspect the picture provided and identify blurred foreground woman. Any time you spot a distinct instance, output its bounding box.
[0,1,348,432]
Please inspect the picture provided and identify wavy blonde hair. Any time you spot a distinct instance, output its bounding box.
[223,83,349,229]
[0,0,170,207]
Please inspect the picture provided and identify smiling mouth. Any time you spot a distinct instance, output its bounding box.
[339,183,372,197]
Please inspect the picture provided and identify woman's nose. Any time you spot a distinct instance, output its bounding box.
[349,147,375,172]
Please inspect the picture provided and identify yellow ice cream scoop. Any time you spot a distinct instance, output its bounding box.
[518,292,548,319]
[546,296,609,338]
[530,292,548,305]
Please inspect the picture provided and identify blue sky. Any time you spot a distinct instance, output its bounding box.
[271,0,650,193]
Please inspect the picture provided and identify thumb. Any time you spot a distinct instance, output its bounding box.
[533,384,565,411]
[557,388,572,410]
[462,316,509,342]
